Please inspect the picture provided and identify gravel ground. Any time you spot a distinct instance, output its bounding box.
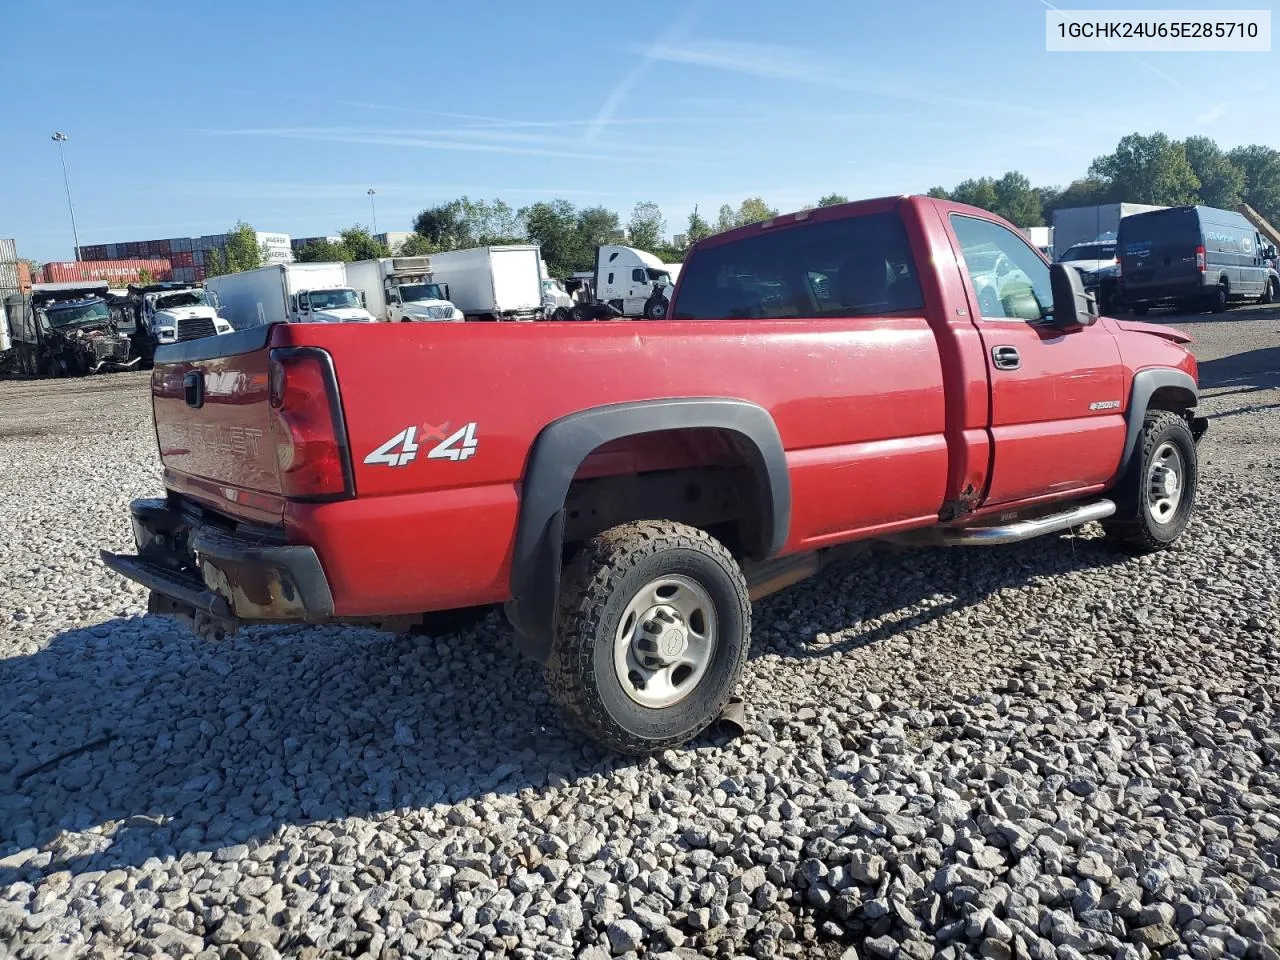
[1,308,1277,960]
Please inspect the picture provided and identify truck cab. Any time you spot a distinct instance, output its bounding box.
[293,287,377,323]
[141,285,234,344]
[594,244,673,319]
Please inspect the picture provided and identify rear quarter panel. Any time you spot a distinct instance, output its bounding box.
[271,319,950,617]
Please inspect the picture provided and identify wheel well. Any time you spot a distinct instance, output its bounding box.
[562,428,768,561]
[1147,384,1197,413]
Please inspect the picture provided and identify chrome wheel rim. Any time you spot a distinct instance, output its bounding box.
[1146,441,1184,525]
[613,575,717,709]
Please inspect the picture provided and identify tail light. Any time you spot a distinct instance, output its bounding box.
[1195,245,1206,272]
[268,347,353,500]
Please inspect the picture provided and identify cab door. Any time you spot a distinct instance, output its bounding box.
[945,212,1127,506]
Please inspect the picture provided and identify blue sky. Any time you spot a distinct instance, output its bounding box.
[3,0,1276,262]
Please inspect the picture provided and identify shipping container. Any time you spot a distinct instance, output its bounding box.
[41,258,172,284]
[0,238,17,261]
[0,262,19,291]
[194,266,206,281]
[193,249,204,266]
[18,260,31,292]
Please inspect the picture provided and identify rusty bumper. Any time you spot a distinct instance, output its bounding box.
[101,497,334,623]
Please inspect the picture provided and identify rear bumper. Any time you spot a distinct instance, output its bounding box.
[1119,275,1215,304]
[101,497,334,622]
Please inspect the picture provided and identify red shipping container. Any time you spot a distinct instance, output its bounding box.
[17,260,31,291]
[41,258,173,284]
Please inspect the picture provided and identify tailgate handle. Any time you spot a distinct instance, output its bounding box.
[183,371,205,409]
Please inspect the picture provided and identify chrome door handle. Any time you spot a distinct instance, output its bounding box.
[992,346,1021,370]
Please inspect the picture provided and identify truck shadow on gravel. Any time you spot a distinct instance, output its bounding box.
[0,533,1132,881]
[1198,347,1280,395]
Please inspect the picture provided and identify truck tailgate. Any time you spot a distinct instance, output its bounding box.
[151,326,284,522]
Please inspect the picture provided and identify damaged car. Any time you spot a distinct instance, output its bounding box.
[3,281,139,378]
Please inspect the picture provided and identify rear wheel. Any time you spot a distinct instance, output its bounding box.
[569,304,587,321]
[546,521,750,755]
[1210,280,1228,313]
[1103,411,1198,553]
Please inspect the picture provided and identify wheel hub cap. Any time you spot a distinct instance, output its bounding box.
[1145,441,1185,525]
[614,575,717,709]
[633,605,689,667]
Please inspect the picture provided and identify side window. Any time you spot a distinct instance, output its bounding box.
[631,268,646,283]
[607,272,614,285]
[950,215,1052,322]
[671,212,923,320]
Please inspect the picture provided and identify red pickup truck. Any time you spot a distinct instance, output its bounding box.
[103,196,1207,754]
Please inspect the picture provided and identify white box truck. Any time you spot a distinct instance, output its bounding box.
[425,245,543,321]
[346,257,463,322]
[205,262,375,329]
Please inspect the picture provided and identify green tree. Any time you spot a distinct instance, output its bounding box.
[1088,132,1199,206]
[575,206,621,263]
[1041,178,1114,216]
[1182,137,1245,209]
[950,178,999,212]
[461,197,526,246]
[685,207,713,246]
[340,226,389,261]
[525,199,583,276]
[294,239,349,263]
[993,171,1043,227]
[736,197,778,225]
[627,201,666,252]
[817,193,849,207]
[137,267,155,286]
[413,201,469,250]
[1226,144,1280,223]
[715,204,737,232]
[204,221,264,277]
[397,233,437,257]
[926,186,951,200]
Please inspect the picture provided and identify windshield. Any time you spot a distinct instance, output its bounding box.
[46,300,110,328]
[646,268,672,284]
[155,290,212,309]
[1061,244,1115,262]
[398,283,445,303]
[306,288,361,310]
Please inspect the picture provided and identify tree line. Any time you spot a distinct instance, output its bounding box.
[218,131,1280,279]
[926,133,1280,230]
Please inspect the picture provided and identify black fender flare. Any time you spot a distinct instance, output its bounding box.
[505,397,791,661]
[1116,368,1198,481]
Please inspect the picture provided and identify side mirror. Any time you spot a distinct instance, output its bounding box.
[441,283,450,301]
[1049,263,1098,330]
[359,291,367,307]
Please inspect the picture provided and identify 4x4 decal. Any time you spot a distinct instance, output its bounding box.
[364,422,479,467]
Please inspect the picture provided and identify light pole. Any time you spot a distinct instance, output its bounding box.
[367,188,378,237]
[51,131,82,260]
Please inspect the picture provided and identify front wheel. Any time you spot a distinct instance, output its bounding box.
[1259,277,1277,305]
[1103,411,1198,553]
[546,521,751,755]
[643,297,668,320]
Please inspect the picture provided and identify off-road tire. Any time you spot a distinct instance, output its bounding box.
[546,520,750,755]
[1102,411,1198,553]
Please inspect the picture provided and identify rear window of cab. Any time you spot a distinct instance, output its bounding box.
[672,213,923,320]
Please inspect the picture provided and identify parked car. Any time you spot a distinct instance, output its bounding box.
[1057,241,1119,311]
[103,195,1207,756]
[1118,205,1279,314]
